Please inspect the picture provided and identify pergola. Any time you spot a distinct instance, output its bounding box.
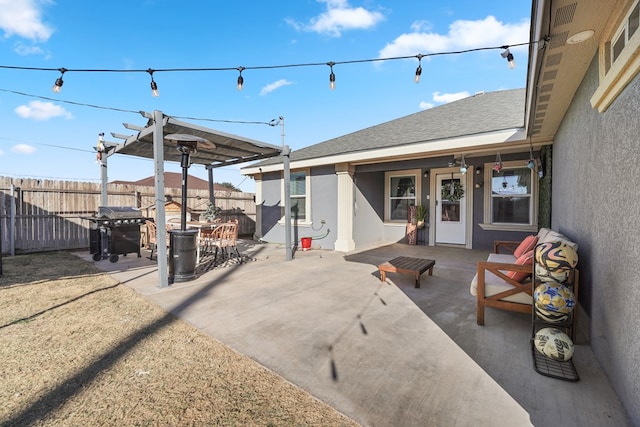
[101,110,291,287]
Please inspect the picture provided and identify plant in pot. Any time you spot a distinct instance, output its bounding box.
[416,203,427,228]
[201,201,221,223]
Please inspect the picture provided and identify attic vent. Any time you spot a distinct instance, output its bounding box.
[538,94,551,103]
[538,103,548,110]
[540,83,554,93]
[536,111,546,119]
[549,31,569,49]
[474,91,485,96]
[554,3,577,27]
[543,70,558,81]
[546,53,563,67]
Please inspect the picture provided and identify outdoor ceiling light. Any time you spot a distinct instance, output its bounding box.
[501,48,516,69]
[328,62,336,90]
[237,66,245,91]
[567,29,595,44]
[52,68,67,93]
[414,54,423,83]
[147,69,159,97]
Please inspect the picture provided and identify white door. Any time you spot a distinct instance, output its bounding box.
[435,172,466,244]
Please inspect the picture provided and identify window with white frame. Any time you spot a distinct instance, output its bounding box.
[281,169,310,222]
[481,162,537,231]
[384,169,420,222]
[592,0,640,111]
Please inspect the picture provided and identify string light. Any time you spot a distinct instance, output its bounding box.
[147,69,159,97]
[500,47,516,69]
[2,41,534,93]
[237,66,245,91]
[527,137,535,169]
[460,155,468,174]
[52,68,66,93]
[414,54,423,83]
[328,62,336,90]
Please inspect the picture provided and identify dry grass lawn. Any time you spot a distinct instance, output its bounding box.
[0,251,359,426]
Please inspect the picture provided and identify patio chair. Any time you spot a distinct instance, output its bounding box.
[211,221,240,263]
[145,220,169,260]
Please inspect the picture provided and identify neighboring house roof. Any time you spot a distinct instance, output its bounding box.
[111,172,227,191]
[248,88,525,169]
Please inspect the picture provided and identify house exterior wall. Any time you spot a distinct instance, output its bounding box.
[552,56,640,423]
[257,168,337,249]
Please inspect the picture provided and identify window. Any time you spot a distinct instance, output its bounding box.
[480,162,537,231]
[281,169,310,223]
[384,169,421,222]
[290,170,307,221]
[592,0,640,112]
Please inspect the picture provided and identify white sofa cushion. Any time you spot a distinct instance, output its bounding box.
[469,253,533,305]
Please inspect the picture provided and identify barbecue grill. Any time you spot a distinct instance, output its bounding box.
[87,206,150,263]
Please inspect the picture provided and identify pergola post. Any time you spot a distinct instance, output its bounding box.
[152,110,169,288]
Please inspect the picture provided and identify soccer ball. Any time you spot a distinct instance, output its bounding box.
[535,241,578,273]
[534,263,571,283]
[534,327,575,361]
[534,282,575,314]
[534,305,570,323]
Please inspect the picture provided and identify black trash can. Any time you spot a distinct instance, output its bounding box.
[168,229,198,284]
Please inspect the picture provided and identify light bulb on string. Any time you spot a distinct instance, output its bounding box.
[52,68,67,93]
[328,62,336,90]
[147,69,159,97]
[414,54,423,83]
[500,47,516,69]
[237,67,245,91]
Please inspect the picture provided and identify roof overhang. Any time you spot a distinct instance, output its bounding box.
[111,112,282,168]
[525,0,617,142]
[243,128,532,174]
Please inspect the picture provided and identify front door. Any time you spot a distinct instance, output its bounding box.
[435,172,466,244]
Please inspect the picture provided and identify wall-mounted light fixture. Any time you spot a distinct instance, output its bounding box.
[475,166,482,175]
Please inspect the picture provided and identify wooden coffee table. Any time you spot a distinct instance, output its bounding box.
[378,256,436,288]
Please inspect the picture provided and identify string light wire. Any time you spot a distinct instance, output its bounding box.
[0,41,534,93]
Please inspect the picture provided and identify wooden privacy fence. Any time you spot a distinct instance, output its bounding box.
[0,176,256,254]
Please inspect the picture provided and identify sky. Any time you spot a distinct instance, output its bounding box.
[0,0,531,193]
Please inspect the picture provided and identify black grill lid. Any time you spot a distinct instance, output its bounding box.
[98,206,143,219]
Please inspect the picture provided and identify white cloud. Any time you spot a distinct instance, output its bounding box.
[432,91,470,104]
[419,91,470,110]
[0,148,4,155]
[15,101,74,120]
[0,0,53,41]
[287,0,385,37]
[260,79,293,96]
[379,15,530,58]
[13,41,44,56]
[11,144,36,154]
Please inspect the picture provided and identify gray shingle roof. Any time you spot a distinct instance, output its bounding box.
[251,88,525,167]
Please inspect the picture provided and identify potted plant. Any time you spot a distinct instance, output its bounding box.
[201,201,221,223]
[416,203,427,228]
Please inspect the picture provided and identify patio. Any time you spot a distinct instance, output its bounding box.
[79,241,632,426]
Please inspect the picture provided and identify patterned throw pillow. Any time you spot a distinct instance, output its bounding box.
[514,235,538,258]
[507,250,534,282]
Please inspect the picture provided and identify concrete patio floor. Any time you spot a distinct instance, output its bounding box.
[78,240,632,427]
